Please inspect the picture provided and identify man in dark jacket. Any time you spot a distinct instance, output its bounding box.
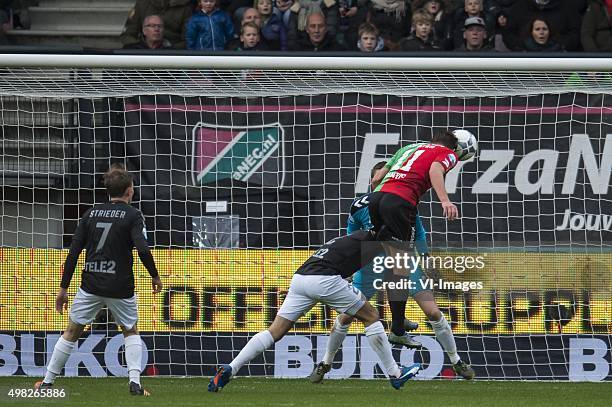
[123,15,174,49]
[455,16,494,50]
[502,0,580,51]
[293,12,345,50]
[286,0,339,50]
[581,0,612,52]
[120,0,193,49]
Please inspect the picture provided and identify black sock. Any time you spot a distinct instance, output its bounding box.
[389,301,407,336]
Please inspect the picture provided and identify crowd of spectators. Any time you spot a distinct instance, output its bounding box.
[1,0,611,52]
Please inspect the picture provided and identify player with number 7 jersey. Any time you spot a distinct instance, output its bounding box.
[35,164,163,396]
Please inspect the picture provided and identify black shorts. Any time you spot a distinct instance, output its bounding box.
[368,191,417,243]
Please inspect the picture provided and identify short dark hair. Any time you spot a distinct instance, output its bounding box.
[103,164,133,198]
[432,130,458,150]
[371,161,387,178]
[525,17,554,41]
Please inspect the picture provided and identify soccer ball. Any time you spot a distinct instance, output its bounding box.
[452,129,478,161]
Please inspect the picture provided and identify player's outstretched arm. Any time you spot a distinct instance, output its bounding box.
[429,162,458,221]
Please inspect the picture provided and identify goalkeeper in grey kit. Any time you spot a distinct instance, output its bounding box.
[35,165,163,396]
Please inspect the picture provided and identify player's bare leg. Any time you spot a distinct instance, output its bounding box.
[121,323,150,396]
[413,290,475,379]
[209,316,294,392]
[36,319,85,389]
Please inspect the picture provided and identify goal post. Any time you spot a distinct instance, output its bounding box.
[0,55,610,381]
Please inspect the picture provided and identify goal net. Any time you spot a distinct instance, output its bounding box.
[0,56,610,381]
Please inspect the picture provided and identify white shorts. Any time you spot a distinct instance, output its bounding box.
[277,274,366,322]
[69,288,139,330]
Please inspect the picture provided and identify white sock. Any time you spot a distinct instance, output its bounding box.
[364,321,401,378]
[430,314,460,364]
[322,315,351,365]
[124,335,142,385]
[229,330,274,376]
[44,337,75,384]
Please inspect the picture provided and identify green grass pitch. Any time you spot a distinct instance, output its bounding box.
[1,377,610,407]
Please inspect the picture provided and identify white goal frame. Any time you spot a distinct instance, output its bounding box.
[0,55,610,381]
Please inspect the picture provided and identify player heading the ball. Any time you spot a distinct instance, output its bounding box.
[35,164,163,396]
[208,231,422,392]
[366,130,477,374]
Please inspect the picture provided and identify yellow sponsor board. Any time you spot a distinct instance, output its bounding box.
[0,248,610,334]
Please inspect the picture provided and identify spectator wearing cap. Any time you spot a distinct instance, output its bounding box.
[455,16,494,50]
[581,0,612,52]
[123,15,173,49]
[502,0,580,51]
[450,0,495,48]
